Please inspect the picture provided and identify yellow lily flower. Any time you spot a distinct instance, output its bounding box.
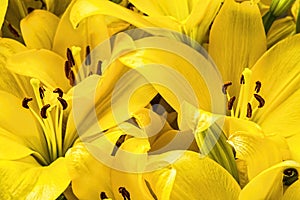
[0,33,157,199]
[68,0,222,45]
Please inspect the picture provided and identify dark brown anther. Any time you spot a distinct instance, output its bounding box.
[127,3,135,10]
[57,97,68,110]
[27,7,34,13]
[64,60,72,78]
[85,45,91,66]
[8,23,20,37]
[222,82,232,94]
[246,103,252,118]
[88,71,93,76]
[66,48,75,66]
[97,60,103,75]
[22,97,33,109]
[227,96,236,110]
[53,88,64,98]
[100,192,108,200]
[254,94,265,108]
[255,81,262,93]
[39,86,46,99]
[283,168,298,186]
[240,75,245,84]
[40,104,51,119]
[68,70,75,86]
[119,187,131,200]
[111,134,126,156]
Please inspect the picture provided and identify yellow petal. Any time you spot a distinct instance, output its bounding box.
[0,0,8,27]
[229,133,285,180]
[119,36,225,117]
[110,138,154,200]
[209,0,266,95]
[185,0,222,43]
[53,0,110,58]
[267,16,295,48]
[130,0,190,21]
[20,10,59,49]
[6,49,70,91]
[72,61,157,134]
[240,161,300,199]
[0,157,71,199]
[70,0,159,28]
[0,91,49,163]
[65,142,114,199]
[251,34,300,138]
[0,38,35,99]
[282,180,300,200]
[145,151,241,199]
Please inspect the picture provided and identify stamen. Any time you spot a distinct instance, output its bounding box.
[255,81,262,93]
[111,134,126,156]
[85,45,91,66]
[67,48,75,66]
[240,75,245,84]
[254,94,265,108]
[88,71,93,76]
[119,187,131,200]
[57,97,68,110]
[283,168,298,186]
[246,103,252,118]
[227,96,236,110]
[68,71,75,86]
[39,86,45,99]
[97,60,103,75]
[40,104,51,119]
[53,88,64,98]
[64,60,72,78]
[22,97,33,109]
[222,82,232,95]
[100,192,109,200]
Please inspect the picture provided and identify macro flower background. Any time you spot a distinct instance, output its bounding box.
[0,0,300,199]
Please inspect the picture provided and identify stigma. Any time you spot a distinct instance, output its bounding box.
[222,68,265,120]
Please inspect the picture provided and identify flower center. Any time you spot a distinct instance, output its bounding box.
[22,78,68,162]
[64,46,103,86]
[222,68,265,120]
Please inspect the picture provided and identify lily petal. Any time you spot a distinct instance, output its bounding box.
[129,0,190,21]
[65,142,115,199]
[0,38,35,99]
[53,0,110,58]
[251,34,300,139]
[71,61,157,135]
[0,156,71,200]
[20,9,60,49]
[119,36,225,117]
[0,0,8,27]
[69,0,180,32]
[145,151,241,199]
[282,180,300,200]
[6,49,70,91]
[209,0,266,94]
[239,160,300,199]
[0,91,48,163]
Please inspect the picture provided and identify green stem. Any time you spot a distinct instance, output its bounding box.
[262,11,277,34]
[195,122,239,183]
